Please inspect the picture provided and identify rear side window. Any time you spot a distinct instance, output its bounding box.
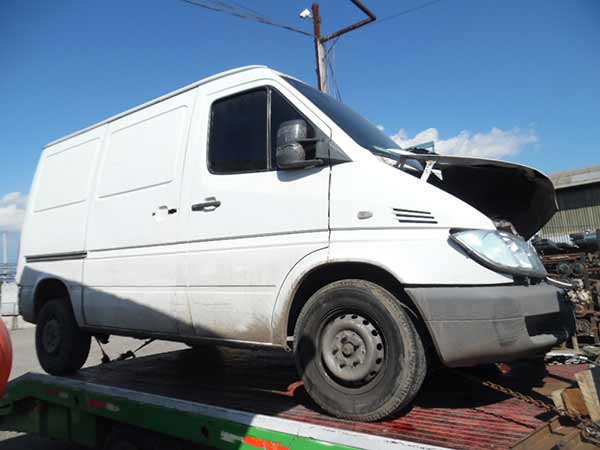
[208,89,268,174]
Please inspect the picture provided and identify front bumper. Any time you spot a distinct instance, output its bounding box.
[405,283,575,367]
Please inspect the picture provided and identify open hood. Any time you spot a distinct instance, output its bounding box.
[375,149,557,239]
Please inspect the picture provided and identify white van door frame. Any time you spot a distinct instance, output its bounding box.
[180,78,332,344]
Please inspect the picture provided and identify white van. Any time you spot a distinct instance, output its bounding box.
[17,66,574,421]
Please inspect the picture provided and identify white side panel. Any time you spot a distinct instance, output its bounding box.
[185,168,329,240]
[83,289,178,333]
[329,229,512,285]
[83,250,181,332]
[22,127,104,257]
[185,233,328,342]
[35,140,97,211]
[330,159,495,233]
[19,260,86,323]
[88,103,190,250]
[83,90,195,334]
[97,107,185,199]
[271,247,330,344]
[18,126,104,324]
[329,159,511,285]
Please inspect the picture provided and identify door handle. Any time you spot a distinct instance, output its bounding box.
[191,197,221,212]
[152,206,178,217]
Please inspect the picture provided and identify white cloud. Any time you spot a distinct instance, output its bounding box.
[0,192,27,232]
[391,127,537,159]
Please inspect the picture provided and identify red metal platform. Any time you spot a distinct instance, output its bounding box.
[72,347,586,450]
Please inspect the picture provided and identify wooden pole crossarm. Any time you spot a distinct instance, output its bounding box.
[320,0,376,43]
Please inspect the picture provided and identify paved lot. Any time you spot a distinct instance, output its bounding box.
[1,326,185,449]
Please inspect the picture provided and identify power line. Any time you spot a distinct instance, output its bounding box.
[226,1,268,20]
[178,0,312,37]
[180,0,441,95]
[325,37,342,100]
[318,0,442,97]
[324,36,340,60]
[206,0,267,21]
[373,0,442,26]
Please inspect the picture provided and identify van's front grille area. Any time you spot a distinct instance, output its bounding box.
[525,306,575,338]
[392,208,438,224]
[525,312,563,336]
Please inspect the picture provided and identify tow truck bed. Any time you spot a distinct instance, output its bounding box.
[0,347,589,449]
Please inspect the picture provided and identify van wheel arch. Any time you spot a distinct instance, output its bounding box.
[285,262,439,364]
[33,278,72,322]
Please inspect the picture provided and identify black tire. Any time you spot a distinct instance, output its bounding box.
[35,298,91,375]
[294,279,427,421]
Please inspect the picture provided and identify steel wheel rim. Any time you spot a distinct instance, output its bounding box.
[321,313,385,387]
[42,317,62,355]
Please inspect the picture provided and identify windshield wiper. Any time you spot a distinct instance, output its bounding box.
[372,145,442,183]
[403,141,436,154]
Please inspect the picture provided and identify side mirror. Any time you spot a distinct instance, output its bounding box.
[276,119,324,170]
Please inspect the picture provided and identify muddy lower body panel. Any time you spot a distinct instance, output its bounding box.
[406,283,576,367]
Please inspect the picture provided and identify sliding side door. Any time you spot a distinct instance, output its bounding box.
[83,90,195,334]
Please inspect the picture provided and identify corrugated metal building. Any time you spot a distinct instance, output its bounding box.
[537,165,600,243]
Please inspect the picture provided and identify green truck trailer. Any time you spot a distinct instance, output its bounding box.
[0,347,597,450]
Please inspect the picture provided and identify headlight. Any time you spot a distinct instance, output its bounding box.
[450,229,547,278]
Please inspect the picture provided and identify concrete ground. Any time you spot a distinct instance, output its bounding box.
[1,326,185,449]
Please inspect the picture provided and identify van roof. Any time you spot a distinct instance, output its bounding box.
[45,65,269,148]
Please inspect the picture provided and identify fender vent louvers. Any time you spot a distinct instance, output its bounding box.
[392,208,438,224]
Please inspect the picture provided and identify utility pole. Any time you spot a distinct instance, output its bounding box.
[311,4,328,93]
[310,1,376,93]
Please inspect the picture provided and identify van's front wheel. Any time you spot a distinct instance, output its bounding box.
[35,298,91,375]
[294,279,426,421]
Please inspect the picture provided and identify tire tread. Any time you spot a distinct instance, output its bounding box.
[294,279,427,421]
[35,297,91,375]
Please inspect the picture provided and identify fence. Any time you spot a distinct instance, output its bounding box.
[0,263,16,284]
[536,205,600,244]
[1,264,18,316]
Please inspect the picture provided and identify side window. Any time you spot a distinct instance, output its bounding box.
[270,90,315,167]
[209,89,268,174]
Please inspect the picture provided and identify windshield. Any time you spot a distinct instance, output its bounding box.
[282,77,401,154]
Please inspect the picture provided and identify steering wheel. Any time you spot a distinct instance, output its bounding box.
[0,320,12,398]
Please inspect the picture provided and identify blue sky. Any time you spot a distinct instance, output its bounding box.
[1,0,599,262]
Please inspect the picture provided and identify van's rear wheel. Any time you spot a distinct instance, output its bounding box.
[35,298,91,375]
[294,279,426,421]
